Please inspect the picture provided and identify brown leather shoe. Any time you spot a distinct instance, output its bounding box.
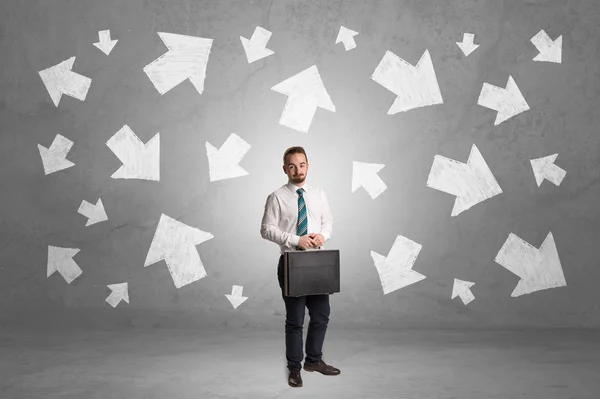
[303,359,341,375]
[288,368,303,387]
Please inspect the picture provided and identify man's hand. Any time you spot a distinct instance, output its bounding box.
[298,235,318,249]
[308,233,324,247]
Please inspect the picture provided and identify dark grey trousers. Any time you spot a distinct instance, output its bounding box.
[277,254,330,371]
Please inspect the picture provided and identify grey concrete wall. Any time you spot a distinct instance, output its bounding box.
[1,0,599,330]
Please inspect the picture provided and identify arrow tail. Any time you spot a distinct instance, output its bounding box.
[546,164,567,185]
[250,27,271,46]
[280,95,318,133]
[427,156,471,196]
[478,83,505,111]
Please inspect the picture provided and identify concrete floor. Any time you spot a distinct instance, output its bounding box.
[1,326,599,399]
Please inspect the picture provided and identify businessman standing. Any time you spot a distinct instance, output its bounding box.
[260,146,341,388]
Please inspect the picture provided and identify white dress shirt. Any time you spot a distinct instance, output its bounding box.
[261,182,333,255]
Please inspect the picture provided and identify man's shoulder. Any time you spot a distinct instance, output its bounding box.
[306,184,326,196]
[268,184,289,198]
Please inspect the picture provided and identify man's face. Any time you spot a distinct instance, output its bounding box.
[283,153,309,185]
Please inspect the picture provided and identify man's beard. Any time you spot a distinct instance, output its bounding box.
[292,174,305,182]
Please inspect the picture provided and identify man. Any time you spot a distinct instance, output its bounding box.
[260,146,341,388]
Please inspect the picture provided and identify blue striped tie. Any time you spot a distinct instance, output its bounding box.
[296,188,307,250]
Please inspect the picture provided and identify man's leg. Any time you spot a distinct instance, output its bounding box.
[277,255,306,371]
[304,293,330,364]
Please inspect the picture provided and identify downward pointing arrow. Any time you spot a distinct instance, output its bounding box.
[351,161,387,199]
[240,26,274,63]
[225,285,248,309]
[456,33,479,56]
[38,57,92,107]
[47,245,82,284]
[336,26,359,51]
[478,75,529,125]
[106,283,129,308]
[206,133,251,182]
[531,29,562,63]
[494,232,566,297]
[371,235,425,295]
[38,134,75,175]
[530,153,566,187]
[93,30,118,55]
[451,279,475,305]
[78,198,108,226]
[106,125,160,181]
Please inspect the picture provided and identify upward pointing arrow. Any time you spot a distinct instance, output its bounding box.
[93,30,118,55]
[336,26,359,51]
[38,134,75,175]
[106,283,129,308]
[38,57,92,107]
[530,153,566,187]
[144,32,213,95]
[351,161,387,199]
[451,279,476,305]
[478,75,530,125]
[271,65,336,133]
[456,33,479,56]
[371,49,443,114]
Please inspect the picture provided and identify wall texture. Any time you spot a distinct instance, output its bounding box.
[1,0,599,330]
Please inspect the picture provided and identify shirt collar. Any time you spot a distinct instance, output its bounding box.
[286,181,308,194]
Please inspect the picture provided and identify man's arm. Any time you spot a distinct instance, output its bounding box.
[260,193,300,247]
[319,189,333,243]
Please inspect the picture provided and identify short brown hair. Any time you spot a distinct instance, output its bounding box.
[283,146,308,165]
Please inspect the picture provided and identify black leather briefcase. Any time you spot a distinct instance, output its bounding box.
[283,249,340,297]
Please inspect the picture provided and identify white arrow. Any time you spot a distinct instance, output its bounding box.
[451,279,475,305]
[351,161,387,199]
[38,134,75,175]
[93,29,118,55]
[144,32,213,95]
[78,198,108,226]
[371,49,443,114]
[240,26,274,63]
[206,133,251,182]
[47,245,82,284]
[38,56,92,107]
[106,282,129,308]
[456,33,479,56]
[225,285,248,309]
[335,26,359,51]
[144,213,214,289]
[271,65,336,133]
[531,29,562,63]
[426,144,502,216]
[530,153,566,187]
[478,75,529,125]
[106,125,160,181]
[370,235,426,295]
[494,232,566,297]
